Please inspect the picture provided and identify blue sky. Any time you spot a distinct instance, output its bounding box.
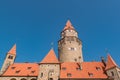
[0,0,120,68]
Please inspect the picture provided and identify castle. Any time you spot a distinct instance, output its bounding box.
[0,20,120,80]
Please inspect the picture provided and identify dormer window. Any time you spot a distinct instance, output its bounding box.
[31,70,35,74]
[67,73,72,77]
[62,67,66,70]
[27,67,32,70]
[88,72,93,77]
[11,67,16,69]
[96,67,101,70]
[8,55,13,59]
[15,70,20,73]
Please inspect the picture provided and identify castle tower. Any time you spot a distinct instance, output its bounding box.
[0,44,16,74]
[58,20,83,62]
[38,49,60,80]
[105,54,120,80]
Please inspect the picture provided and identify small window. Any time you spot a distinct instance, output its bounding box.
[31,70,35,73]
[111,71,114,76]
[16,70,20,73]
[49,78,53,80]
[74,58,77,62]
[96,67,101,70]
[41,73,43,77]
[88,72,93,77]
[76,67,81,70]
[11,67,16,69]
[67,73,72,77]
[8,55,13,59]
[27,67,32,69]
[62,67,66,70]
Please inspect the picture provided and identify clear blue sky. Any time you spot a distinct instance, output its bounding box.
[0,0,120,68]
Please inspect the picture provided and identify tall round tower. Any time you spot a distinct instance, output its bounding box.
[58,20,83,62]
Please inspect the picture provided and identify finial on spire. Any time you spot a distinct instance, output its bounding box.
[8,44,16,55]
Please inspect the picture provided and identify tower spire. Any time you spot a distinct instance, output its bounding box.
[8,44,16,55]
[105,54,118,70]
[63,20,75,31]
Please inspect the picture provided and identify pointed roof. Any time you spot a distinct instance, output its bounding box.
[105,54,117,70]
[8,44,16,55]
[40,49,59,64]
[63,20,75,31]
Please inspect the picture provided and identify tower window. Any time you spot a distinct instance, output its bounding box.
[74,58,77,62]
[8,55,13,59]
[67,73,72,77]
[49,78,53,80]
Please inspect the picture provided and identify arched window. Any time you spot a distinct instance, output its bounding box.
[31,78,37,80]
[21,78,27,80]
[10,78,16,80]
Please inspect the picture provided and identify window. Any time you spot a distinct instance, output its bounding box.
[15,70,20,73]
[76,67,81,70]
[88,72,93,77]
[111,71,114,76]
[27,67,32,69]
[31,70,35,73]
[41,73,43,77]
[74,58,77,62]
[11,67,16,69]
[96,67,101,70]
[8,55,13,59]
[49,78,53,80]
[62,67,66,70]
[67,73,72,77]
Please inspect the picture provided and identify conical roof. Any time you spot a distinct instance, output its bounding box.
[105,54,117,70]
[40,49,59,64]
[8,44,16,55]
[63,20,75,31]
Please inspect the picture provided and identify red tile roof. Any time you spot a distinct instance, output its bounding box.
[105,54,117,70]
[8,44,16,55]
[2,63,39,77]
[60,62,108,79]
[63,20,75,31]
[40,49,59,64]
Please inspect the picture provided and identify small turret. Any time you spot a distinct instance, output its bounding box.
[105,54,120,80]
[0,44,16,74]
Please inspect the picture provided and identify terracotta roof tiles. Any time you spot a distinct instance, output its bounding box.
[40,49,59,64]
[8,44,16,55]
[105,54,118,70]
[2,63,39,77]
[60,62,108,79]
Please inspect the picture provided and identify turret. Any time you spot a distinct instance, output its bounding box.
[58,20,83,62]
[105,54,120,80]
[0,44,16,74]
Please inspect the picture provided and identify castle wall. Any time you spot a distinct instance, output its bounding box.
[38,64,60,80]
